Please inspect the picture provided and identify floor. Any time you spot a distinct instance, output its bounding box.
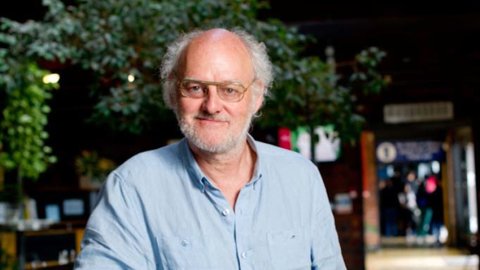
[366,238,479,270]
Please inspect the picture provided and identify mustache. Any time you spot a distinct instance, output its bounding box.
[194,112,229,122]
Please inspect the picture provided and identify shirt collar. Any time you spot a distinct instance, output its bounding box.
[180,135,263,192]
[180,138,207,191]
[246,134,263,187]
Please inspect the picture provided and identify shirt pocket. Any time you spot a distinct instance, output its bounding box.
[155,234,223,270]
[267,229,311,270]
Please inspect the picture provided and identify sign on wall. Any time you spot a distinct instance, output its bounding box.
[383,101,454,124]
[376,140,445,163]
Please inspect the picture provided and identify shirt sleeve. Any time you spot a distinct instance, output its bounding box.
[310,169,347,270]
[74,172,155,269]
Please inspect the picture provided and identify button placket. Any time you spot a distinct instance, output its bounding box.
[235,185,256,269]
[202,181,233,222]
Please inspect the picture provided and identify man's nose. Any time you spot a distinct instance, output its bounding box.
[201,86,222,114]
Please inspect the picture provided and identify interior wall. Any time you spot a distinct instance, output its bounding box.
[361,131,381,250]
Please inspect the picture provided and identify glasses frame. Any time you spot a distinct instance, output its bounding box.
[177,77,256,102]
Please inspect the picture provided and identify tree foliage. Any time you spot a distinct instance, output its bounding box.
[0,0,389,171]
[0,27,58,183]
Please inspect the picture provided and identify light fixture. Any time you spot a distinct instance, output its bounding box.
[42,73,60,84]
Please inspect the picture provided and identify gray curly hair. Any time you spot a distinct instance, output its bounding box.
[159,28,273,110]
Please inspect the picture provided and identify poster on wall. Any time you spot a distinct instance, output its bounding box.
[278,125,341,162]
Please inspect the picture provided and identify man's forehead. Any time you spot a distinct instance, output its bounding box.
[196,28,241,43]
[180,32,254,79]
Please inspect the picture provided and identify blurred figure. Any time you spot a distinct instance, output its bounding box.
[380,178,400,237]
[405,170,420,194]
[405,171,421,241]
[398,182,420,244]
[429,175,444,246]
[416,177,431,243]
[416,174,444,246]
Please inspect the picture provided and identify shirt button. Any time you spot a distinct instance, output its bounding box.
[181,240,189,247]
[241,251,247,259]
[222,209,230,216]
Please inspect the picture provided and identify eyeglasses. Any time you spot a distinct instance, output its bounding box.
[178,78,256,102]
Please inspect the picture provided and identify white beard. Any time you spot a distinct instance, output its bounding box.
[177,111,254,154]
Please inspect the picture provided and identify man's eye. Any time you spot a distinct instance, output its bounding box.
[222,86,241,96]
[188,85,202,92]
[185,83,206,94]
[225,88,236,94]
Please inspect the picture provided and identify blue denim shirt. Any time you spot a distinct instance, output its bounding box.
[75,136,346,269]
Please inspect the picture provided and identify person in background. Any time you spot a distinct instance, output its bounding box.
[415,177,430,244]
[428,175,444,246]
[416,174,443,246]
[405,170,420,194]
[74,28,346,269]
[380,178,400,237]
[399,170,421,244]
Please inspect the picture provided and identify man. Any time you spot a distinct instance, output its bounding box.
[75,28,346,269]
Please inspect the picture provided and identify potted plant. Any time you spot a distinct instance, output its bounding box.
[0,61,57,223]
[75,150,116,190]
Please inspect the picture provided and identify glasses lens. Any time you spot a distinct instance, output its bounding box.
[218,83,245,102]
[180,80,206,98]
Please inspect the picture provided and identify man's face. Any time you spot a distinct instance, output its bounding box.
[175,30,263,154]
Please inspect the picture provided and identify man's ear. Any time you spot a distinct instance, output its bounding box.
[254,81,265,112]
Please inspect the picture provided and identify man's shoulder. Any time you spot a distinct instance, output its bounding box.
[254,140,323,192]
[129,141,182,164]
[114,140,184,178]
[255,140,314,167]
